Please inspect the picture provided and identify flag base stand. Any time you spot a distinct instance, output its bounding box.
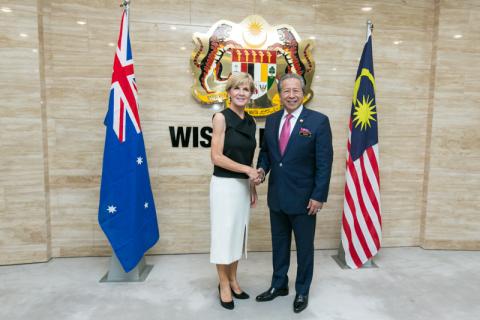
[100,253,153,282]
[332,242,378,269]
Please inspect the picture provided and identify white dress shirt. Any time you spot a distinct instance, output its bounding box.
[278,105,304,139]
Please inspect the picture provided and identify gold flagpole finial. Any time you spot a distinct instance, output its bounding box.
[120,0,130,8]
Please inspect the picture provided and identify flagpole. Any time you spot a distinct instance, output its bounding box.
[359,19,378,269]
[121,0,130,20]
[366,20,373,40]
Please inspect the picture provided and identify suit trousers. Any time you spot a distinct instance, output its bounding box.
[270,209,316,295]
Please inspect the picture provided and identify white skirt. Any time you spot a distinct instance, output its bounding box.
[210,176,250,264]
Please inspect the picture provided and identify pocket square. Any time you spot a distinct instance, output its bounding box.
[299,127,312,137]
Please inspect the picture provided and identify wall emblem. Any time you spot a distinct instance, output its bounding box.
[190,15,315,117]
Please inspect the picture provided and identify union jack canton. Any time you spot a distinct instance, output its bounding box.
[111,9,140,142]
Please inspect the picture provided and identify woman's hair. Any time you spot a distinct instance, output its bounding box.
[225,72,256,93]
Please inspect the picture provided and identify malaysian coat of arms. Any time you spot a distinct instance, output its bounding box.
[190,15,315,117]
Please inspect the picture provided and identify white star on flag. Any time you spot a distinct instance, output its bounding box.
[144,202,149,209]
[107,205,117,214]
[136,157,143,165]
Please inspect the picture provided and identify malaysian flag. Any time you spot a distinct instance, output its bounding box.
[98,7,159,272]
[340,31,381,269]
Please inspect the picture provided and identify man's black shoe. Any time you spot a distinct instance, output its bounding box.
[255,287,289,302]
[293,294,308,313]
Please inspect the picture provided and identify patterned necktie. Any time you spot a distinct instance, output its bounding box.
[279,113,293,156]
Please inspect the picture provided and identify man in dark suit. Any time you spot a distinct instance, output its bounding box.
[255,73,333,313]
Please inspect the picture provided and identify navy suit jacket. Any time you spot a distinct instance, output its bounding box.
[257,107,333,215]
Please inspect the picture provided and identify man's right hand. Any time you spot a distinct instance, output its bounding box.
[254,168,265,185]
[246,167,260,182]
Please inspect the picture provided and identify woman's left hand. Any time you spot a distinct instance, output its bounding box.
[250,184,258,208]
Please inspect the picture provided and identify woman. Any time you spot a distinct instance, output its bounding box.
[210,72,259,310]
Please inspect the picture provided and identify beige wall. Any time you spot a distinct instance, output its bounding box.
[422,0,480,249]
[1,0,479,265]
[0,1,50,264]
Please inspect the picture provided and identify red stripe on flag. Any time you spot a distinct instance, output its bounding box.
[117,12,125,50]
[345,179,372,257]
[365,147,382,226]
[342,213,363,267]
[359,153,380,217]
[119,100,124,142]
[112,55,141,131]
[361,150,381,222]
[347,158,378,255]
[359,155,381,249]
[366,147,380,185]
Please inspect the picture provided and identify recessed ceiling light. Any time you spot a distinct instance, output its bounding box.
[309,36,316,40]
[1,7,12,13]
[180,46,186,51]
[332,67,337,71]
[108,42,115,47]
[393,40,403,45]
[19,33,28,38]
[170,26,177,30]
[453,34,463,39]
[77,20,87,25]
[32,49,38,53]
[362,7,372,12]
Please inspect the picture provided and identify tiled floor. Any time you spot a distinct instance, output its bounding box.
[1,247,479,320]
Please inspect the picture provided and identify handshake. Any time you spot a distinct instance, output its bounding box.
[247,168,266,185]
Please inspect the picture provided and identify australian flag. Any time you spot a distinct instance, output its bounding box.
[98,8,159,273]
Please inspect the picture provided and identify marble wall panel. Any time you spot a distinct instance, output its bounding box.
[0,4,42,120]
[423,0,480,249]
[2,0,479,265]
[255,0,317,34]
[0,2,49,265]
[42,0,436,257]
[47,117,103,256]
[190,0,255,26]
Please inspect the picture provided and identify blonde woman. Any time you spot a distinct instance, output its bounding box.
[210,72,259,310]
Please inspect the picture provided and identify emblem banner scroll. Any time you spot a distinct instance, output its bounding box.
[190,15,315,117]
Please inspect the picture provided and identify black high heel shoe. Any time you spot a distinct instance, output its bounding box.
[218,285,234,310]
[231,288,250,299]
